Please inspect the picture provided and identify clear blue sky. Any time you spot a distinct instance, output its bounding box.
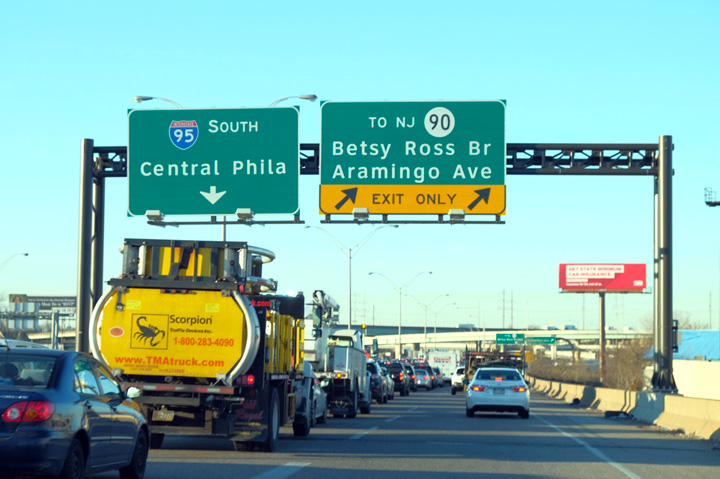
[1,1,719,332]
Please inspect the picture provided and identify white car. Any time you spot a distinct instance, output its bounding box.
[450,366,465,395]
[465,367,530,419]
[311,375,328,426]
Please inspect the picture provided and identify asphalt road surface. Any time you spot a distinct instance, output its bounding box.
[89,387,720,479]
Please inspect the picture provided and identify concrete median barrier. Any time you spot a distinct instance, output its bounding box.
[527,376,720,441]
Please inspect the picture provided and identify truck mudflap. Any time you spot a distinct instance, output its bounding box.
[231,385,284,451]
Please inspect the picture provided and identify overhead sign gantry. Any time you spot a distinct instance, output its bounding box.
[79,100,676,393]
[319,101,506,217]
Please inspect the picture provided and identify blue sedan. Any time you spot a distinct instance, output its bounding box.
[0,343,149,479]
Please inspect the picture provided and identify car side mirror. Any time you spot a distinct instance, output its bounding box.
[125,386,142,399]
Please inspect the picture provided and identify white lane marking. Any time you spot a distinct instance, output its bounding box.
[250,462,310,479]
[350,426,378,440]
[535,414,643,479]
[385,416,401,423]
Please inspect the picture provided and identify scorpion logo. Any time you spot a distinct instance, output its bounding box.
[134,316,166,347]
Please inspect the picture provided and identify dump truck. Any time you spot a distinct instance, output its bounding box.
[89,238,313,452]
[303,290,371,417]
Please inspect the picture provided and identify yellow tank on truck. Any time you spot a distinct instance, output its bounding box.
[90,287,260,385]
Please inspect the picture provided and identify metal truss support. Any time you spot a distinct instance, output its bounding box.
[76,141,126,353]
[506,143,658,175]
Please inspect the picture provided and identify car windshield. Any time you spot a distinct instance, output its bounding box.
[476,370,522,381]
[330,336,353,347]
[0,354,57,388]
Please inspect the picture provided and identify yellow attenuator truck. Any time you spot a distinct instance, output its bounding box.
[89,239,312,452]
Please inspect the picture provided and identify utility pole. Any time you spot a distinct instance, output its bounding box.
[510,290,514,329]
[502,290,506,329]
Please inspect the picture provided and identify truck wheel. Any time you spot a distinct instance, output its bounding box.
[360,397,371,414]
[293,416,310,437]
[261,389,280,451]
[150,433,164,449]
[347,385,358,418]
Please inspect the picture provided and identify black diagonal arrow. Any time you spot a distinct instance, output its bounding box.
[468,188,492,211]
[335,187,358,210]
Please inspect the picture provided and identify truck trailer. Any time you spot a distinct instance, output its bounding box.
[89,239,313,452]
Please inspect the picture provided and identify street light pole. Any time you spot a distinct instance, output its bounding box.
[0,252,28,273]
[407,293,450,356]
[369,271,432,358]
[269,94,318,107]
[133,96,183,109]
[304,225,397,328]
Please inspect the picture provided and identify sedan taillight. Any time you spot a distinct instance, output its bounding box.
[2,401,55,422]
[512,386,528,393]
[470,385,487,392]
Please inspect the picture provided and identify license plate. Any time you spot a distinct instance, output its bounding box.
[493,388,505,395]
[152,409,175,422]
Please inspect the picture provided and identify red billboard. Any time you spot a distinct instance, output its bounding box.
[559,264,646,293]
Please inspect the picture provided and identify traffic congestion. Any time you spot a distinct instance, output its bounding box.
[0,331,526,479]
[1,240,716,479]
[0,241,488,479]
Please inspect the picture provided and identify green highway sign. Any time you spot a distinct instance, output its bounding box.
[496,333,525,345]
[128,108,299,216]
[319,101,506,215]
[527,336,557,345]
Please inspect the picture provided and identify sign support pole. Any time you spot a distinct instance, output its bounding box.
[598,292,606,382]
[76,139,94,353]
[653,135,677,392]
